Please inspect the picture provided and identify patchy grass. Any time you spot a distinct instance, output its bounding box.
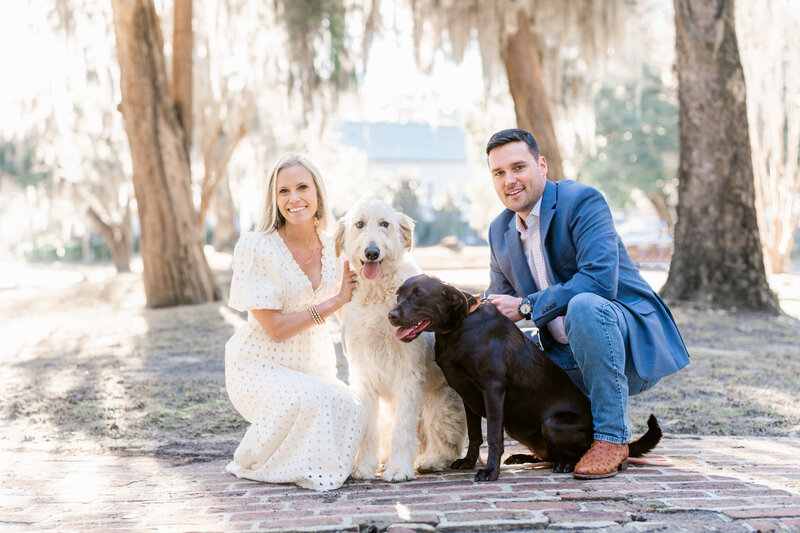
[630,306,800,437]
[130,379,245,439]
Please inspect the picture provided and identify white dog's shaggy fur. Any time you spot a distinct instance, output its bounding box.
[336,198,466,482]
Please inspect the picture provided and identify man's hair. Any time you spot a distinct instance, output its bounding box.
[486,128,540,158]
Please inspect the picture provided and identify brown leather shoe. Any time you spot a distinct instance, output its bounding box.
[573,440,629,479]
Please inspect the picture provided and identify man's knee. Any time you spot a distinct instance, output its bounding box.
[565,292,609,333]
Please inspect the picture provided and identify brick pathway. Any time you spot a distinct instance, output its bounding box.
[3,436,800,532]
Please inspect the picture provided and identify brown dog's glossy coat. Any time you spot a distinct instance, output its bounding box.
[389,274,662,481]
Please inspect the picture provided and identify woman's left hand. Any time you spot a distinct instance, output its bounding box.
[338,260,358,304]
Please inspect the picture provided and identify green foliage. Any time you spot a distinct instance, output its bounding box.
[282,0,356,92]
[0,138,51,188]
[578,67,678,209]
[23,235,111,263]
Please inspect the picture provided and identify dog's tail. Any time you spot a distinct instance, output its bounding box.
[628,414,662,457]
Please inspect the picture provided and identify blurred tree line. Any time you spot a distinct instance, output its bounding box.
[1,0,797,312]
[579,66,678,234]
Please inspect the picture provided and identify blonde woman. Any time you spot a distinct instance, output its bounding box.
[225,153,365,490]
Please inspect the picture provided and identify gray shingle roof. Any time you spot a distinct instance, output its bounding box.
[337,122,467,162]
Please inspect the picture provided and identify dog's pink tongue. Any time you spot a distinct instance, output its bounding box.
[363,261,380,280]
[394,327,415,340]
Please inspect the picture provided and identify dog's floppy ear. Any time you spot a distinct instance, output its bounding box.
[334,218,346,257]
[442,284,470,315]
[397,212,415,251]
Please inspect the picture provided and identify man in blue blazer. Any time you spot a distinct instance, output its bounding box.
[484,129,689,479]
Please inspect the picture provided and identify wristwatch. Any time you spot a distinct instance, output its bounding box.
[518,297,533,319]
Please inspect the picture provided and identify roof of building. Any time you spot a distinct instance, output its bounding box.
[337,122,468,162]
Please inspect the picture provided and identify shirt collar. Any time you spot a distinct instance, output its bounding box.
[515,196,542,234]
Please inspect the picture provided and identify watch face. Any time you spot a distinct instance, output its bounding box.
[519,299,532,317]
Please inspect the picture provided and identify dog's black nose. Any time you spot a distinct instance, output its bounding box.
[388,309,400,322]
[364,244,380,261]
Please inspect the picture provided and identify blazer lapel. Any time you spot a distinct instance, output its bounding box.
[539,180,557,241]
[504,217,538,295]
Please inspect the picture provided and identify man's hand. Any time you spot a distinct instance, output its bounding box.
[487,294,524,322]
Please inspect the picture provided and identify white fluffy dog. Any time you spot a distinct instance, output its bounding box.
[336,198,466,482]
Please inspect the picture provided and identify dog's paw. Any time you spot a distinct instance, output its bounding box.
[473,467,499,482]
[381,461,416,482]
[414,455,448,473]
[552,462,575,473]
[450,456,477,470]
[350,462,378,480]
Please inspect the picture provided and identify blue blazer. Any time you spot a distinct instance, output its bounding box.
[487,179,689,381]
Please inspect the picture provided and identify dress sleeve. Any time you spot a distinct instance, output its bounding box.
[228,234,283,312]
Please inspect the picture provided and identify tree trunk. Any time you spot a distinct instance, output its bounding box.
[661,0,778,312]
[86,205,133,273]
[212,173,239,251]
[646,192,675,235]
[170,0,193,162]
[112,0,220,308]
[502,9,565,182]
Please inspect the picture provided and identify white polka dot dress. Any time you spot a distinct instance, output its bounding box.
[224,231,365,491]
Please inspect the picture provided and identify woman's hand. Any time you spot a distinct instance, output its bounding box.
[338,260,358,304]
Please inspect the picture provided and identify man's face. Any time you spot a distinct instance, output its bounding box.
[488,141,548,219]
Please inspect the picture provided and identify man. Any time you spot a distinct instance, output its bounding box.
[484,128,689,479]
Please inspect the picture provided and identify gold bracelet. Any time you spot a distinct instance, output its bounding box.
[312,305,325,324]
[308,305,325,325]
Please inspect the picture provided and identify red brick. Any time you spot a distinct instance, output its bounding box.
[725,507,800,519]
[626,490,709,499]
[495,500,579,511]
[227,511,284,522]
[668,482,750,490]
[507,482,583,492]
[749,496,800,506]
[580,501,642,512]
[589,482,667,491]
[782,518,800,529]
[244,485,303,497]
[256,516,347,529]
[371,495,451,505]
[205,502,286,514]
[545,510,631,523]
[559,491,628,501]
[318,505,398,516]
[443,510,534,522]
[406,501,493,512]
[634,474,710,482]
[714,489,793,497]
[664,498,753,509]
[428,483,505,494]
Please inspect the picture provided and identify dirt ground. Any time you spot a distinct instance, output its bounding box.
[2,246,799,464]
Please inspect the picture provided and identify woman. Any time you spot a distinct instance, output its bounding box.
[225,152,365,491]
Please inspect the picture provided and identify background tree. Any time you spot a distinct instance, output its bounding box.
[737,0,800,273]
[112,0,220,307]
[407,0,633,182]
[12,2,137,272]
[579,67,679,233]
[661,0,778,312]
[191,1,254,244]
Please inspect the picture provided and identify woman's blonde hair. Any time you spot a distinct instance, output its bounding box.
[255,152,332,233]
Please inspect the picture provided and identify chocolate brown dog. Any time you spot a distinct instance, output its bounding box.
[388,274,662,481]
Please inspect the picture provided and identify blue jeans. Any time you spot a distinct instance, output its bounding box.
[528,293,659,444]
